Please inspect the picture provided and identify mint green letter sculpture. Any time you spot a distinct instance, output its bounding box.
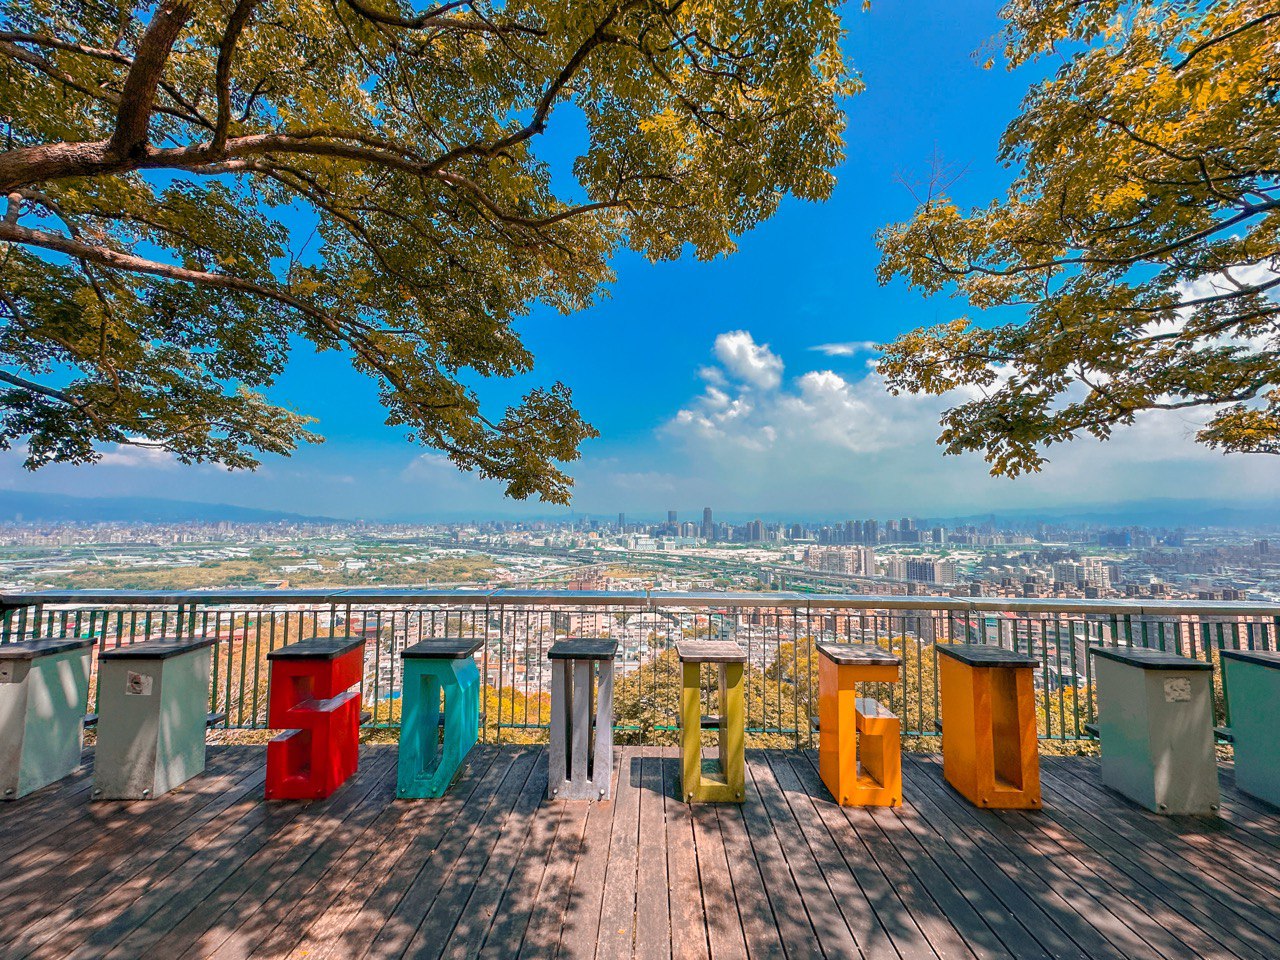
[0,638,93,800]
[397,638,482,798]
[1221,649,1280,808]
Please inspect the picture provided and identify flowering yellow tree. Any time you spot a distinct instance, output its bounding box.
[878,1,1280,474]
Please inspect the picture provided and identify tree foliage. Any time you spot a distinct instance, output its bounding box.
[0,0,854,501]
[876,0,1280,475]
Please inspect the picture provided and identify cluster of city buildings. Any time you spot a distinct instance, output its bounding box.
[0,507,1276,602]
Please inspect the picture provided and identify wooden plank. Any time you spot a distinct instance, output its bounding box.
[0,748,253,925]
[0,747,244,898]
[713,802,785,959]
[439,750,550,959]
[1046,756,1280,899]
[6,753,269,960]
[46,760,314,960]
[689,803,747,960]
[549,660,567,796]
[763,750,898,960]
[158,750,399,960]
[360,748,531,959]
[784,750,937,960]
[857,799,1011,959]
[1050,757,1280,887]
[1218,766,1280,834]
[747,751,854,959]
[797,751,978,960]
[248,793,413,960]
[0,746,244,911]
[7,745,1280,960]
[733,751,820,958]
[517,796,589,960]
[479,762,569,959]
[900,756,1127,960]
[596,745,642,959]
[294,745,502,960]
[1032,772,1279,960]
[1033,757,1280,955]
[594,660,614,798]
[553,746,617,960]
[572,660,591,788]
[107,750,398,960]
[0,750,96,851]
[922,756,1210,960]
[662,749,709,960]
[883,764,1052,960]
[635,748,673,960]
[198,751,403,960]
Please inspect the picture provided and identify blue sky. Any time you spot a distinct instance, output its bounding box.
[6,0,1278,520]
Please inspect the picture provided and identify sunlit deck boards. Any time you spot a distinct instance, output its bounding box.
[1,745,1278,959]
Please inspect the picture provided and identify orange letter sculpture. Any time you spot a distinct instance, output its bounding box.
[817,642,902,807]
[937,643,1041,809]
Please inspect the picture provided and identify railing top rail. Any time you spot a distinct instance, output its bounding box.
[1,587,1277,618]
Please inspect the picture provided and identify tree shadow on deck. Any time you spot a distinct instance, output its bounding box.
[3,745,1280,959]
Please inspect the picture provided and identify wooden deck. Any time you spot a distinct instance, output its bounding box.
[3,745,1279,960]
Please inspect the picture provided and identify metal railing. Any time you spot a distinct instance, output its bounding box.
[2,588,1276,746]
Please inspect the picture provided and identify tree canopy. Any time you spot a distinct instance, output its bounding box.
[876,0,1280,476]
[0,0,853,502]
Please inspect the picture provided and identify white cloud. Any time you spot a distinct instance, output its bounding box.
[97,443,181,470]
[655,328,1280,513]
[1153,261,1280,354]
[1176,261,1279,308]
[713,330,783,390]
[606,471,679,493]
[809,341,879,357]
[400,452,480,487]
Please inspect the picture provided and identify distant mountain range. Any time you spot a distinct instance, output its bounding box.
[0,489,1276,529]
[0,490,341,524]
[925,499,1280,530]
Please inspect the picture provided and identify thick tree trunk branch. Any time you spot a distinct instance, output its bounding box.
[213,0,261,152]
[106,0,192,160]
[0,369,86,407]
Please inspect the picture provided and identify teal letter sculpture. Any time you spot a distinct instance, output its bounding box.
[397,637,483,798]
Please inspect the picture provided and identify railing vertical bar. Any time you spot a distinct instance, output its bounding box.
[222,611,234,727]
[250,610,264,727]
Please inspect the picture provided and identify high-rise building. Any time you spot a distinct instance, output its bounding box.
[906,558,957,585]
[881,555,907,579]
[667,510,677,524]
[748,519,766,542]
[618,512,626,531]
[702,507,714,540]
[864,519,878,544]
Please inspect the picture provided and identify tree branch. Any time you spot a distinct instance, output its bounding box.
[1172,11,1280,72]
[0,370,88,408]
[213,0,261,152]
[106,0,192,160]
[338,0,544,35]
